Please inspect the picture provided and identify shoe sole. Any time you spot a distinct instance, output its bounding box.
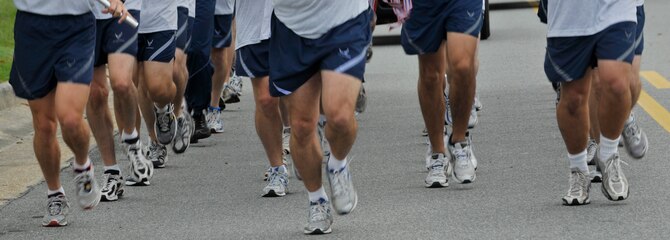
[334,192,358,215]
[591,176,602,183]
[452,173,476,184]
[425,181,449,188]
[152,161,166,169]
[562,197,590,206]
[224,95,240,104]
[43,220,67,227]
[125,180,150,186]
[304,228,332,235]
[262,190,286,197]
[210,128,225,133]
[601,185,629,201]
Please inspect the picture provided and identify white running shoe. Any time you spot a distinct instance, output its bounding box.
[282,127,290,154]
[125,141,153,186]
[562,168,591,205]
[327,160,358,215]
[42,193,69,227]
[425,153,449,188]
[304,198,333,235]
[73,165,101,210]
[622,113,648,159]
[147,141,168,168]
[100,170,124,201]
[448,140,476,184]
[206,107,225,133]
[598,153,629,201]
[262,166,289,197]
[586,139,598,165]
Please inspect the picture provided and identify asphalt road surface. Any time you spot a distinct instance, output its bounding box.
[2,3,670,239]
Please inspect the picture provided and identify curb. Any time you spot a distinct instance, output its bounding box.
[0,83,21,111]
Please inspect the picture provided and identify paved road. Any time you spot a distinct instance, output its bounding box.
[2,3,670,239]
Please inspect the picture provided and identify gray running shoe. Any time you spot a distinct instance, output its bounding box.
[282,127,291,154]
[172,113,193,154]
[327,161,358,215]
[206,107,225,133]
[125,141,153,186]
[425,153,449,188]
[304,198,333,235]
[154,104,177,145]
[355,85,367,115]
[74,166,101,210]
[586,139,598,165]
[562,168,591,205]
[262,166,289,197]
[598,153,629,201]
[622,113,648,159]
[100,170,124,201]
[449,140,476,184]
[148,141,168,168]
[42,193,70,227]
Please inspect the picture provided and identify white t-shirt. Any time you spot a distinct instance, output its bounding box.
[126,0,141,11]
[547,0,636,38]
[272,0,368,39]
[189,0,196,17]
[235,0,272,50]
[178,0,189,8]
[91,0,140,20]
[14,0,91,15]
[215,0,234,15]
[139,0,178,33]
[635,0,644,7]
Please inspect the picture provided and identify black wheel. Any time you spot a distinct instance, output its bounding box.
[481,0,491,40]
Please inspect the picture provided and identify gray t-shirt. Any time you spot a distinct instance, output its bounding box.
[126,0,141,11]
[272,0,368,39]
[14,0,91,15]
[139,0,178,33]
[547,0,636,38]
[189,0,196,17]
[235,0,272,49]
[636,0,644,7]
[215,0,234,15]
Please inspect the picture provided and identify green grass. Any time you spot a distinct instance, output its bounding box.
[0,1,16,83]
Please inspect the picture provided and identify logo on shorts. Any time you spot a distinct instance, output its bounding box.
[66,59,75,68]
[147,39,154,49]
[625,31,633,39]
[214,29,221,36]
[467,11,475,18]
[339,48,352,60]
[113,32,125,43]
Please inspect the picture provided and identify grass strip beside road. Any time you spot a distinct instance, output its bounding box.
[0,1,16,83]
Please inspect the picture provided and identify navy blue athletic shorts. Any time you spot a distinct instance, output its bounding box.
[635,5,645,55]
[212,14,233,49]
[94,10,141,66]
[269,9,372,97]
[10,11,95,100]
[235,40,270,78]
[176,7,189,50]
[544,21,636,83]
[138,30,176,63]
[401,0,483,55]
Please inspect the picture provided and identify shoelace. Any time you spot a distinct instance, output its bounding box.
[102,173,115,191]
[158,110,173,132]
[569,171,587,196]
[268,171,286,188]
[309,204,328,222]
[624,123,640,142]
[454,146,470,167]
[607,157,629,182]
[430,158,445,172]
[47,196,65,216]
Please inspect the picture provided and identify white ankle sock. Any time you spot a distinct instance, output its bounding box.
[308,186,328,203]
[121,129,139,142]
[73,158,91,171]
[599,135,620,164]
[568,150,589,173]
[47,187,65,196]
[103,164,121,173]
[327,155,347,171]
